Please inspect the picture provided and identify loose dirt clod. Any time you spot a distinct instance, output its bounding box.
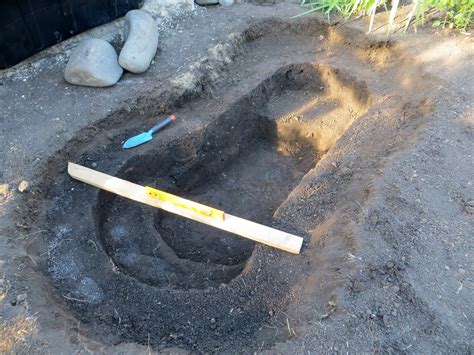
[0,184,12,211]
[17,181,30,193]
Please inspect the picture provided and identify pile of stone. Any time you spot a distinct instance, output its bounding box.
[64,10,159,87]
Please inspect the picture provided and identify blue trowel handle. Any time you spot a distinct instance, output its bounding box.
[149,114,176,135]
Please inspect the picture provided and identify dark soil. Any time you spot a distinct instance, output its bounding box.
[43,61,370,351]
[1,3,472,354]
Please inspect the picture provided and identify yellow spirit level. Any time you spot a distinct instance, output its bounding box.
[144,186,225,221]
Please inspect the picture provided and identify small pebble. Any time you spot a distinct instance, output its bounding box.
[268,310,274,317]
[16,293,27,304]
[238,296,246,303]
[210,317,216,324]
[464,201,474,214]
[340,166,351,175]
[386,261,395,269]
[392,286,400,293]
[18,180,30,193]
[91,162,98,168]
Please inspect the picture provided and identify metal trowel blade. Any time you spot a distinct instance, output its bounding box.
[123,131,153,149]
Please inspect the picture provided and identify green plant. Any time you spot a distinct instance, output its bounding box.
[432,0,473,31]
[293,0,474,33]
[293,0,353,21]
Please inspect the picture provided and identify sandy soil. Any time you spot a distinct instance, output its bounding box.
[0,2,472,354]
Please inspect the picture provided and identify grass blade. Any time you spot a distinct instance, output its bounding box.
[404,0,419,33]
[387,0,400,34]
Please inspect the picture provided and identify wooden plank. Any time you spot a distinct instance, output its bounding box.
[68,162,303,254]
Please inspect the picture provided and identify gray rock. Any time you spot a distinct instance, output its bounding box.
[16,293,27,304]
[64,39,123,87]
[119,10,159,73]
[219,0,234,6]
[195,0,219,5]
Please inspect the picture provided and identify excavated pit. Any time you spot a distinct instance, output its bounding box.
[98,125,315,290]
[43,60,371,351]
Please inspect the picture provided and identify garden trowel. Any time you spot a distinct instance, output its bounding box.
[123,114,176,149]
